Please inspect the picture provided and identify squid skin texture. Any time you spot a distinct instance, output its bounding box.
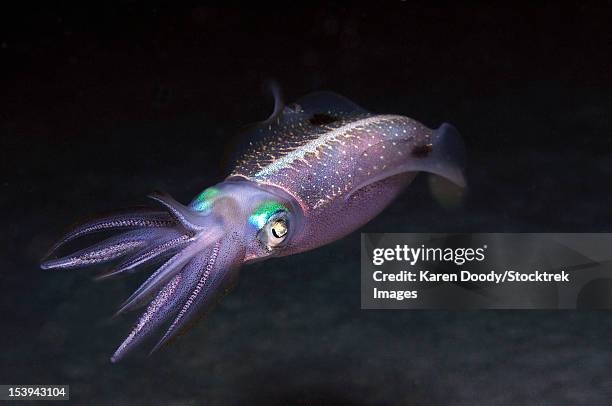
[41,91,466,362]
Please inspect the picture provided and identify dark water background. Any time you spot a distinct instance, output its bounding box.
[2,3,611,405]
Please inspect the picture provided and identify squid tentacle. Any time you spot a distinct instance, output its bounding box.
[148,191,207,233]
[115,224,224,316]
[150,234,244,355]
[95,231,192,280]
[40,228,174,270]
[42,209,176,261]
[110,250,210,362]
[42,189,233,361]
[150,244,224,354]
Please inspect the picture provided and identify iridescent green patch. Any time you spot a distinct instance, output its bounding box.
[249,201,287,229]
[190,187,220,212]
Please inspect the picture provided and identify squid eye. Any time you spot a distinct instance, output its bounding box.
[271,219,288,239]
[257,212,290,250]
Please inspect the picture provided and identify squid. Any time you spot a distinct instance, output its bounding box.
[41,90,466,362]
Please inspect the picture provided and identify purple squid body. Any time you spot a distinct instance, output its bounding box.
[41,91,465,361]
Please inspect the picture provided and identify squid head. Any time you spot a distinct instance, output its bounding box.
[41,180,306,362]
